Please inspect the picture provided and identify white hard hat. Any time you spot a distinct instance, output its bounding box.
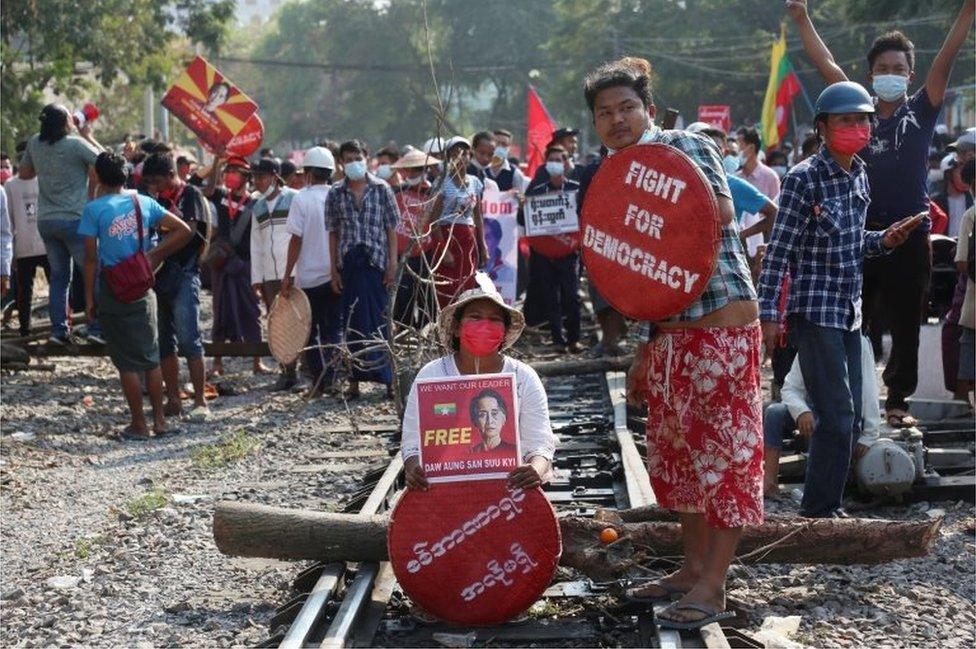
[444,135,472,151]
[422,137,445,155]
[303,146,335,170]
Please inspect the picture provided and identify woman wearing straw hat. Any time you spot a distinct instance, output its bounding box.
[400,273,556,491]
[391,148,437,328]
[421,136,488,309]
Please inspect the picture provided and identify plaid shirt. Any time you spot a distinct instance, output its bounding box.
[324,173,400,271]
[757,149,888,331]
[626,126,755,339]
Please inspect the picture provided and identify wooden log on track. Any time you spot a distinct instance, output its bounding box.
[24,341,271,358]
[213,501,942,581]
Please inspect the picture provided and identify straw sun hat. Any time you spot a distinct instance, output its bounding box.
[437,273,525,352]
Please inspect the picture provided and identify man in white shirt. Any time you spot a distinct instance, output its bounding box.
[762,338,883,496]
[250,157,298,390]
[484,129,529,194]
[281,146,341,396]
[4,163,48,336]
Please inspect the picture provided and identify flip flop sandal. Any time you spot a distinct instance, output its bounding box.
[886,411,918,428]
[624,581,688,604]
[655,602,736,631]
[119,426,152,442]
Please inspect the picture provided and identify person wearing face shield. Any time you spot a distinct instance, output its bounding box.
[758,82,924,521]
[788,0,975,429]
[203,154,268,377]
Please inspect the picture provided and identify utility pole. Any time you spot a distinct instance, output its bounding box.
[143,87,155,138]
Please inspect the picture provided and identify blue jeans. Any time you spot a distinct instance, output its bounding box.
[37,219,100,338]
[788,315,862,518]
[155,266,204,359]
[762,402,796,449]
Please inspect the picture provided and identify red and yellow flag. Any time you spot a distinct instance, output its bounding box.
[760,26,801,150]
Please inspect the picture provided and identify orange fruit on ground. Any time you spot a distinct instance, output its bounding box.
[600,528,619,544]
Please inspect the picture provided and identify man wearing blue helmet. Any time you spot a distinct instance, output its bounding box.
[788,0,975,428]
[757,81,923,518]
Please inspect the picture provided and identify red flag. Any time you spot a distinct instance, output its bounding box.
[526,86,556,178]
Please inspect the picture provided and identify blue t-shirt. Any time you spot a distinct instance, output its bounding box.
[860,87,941,234]
[728,175,770,224]
[78,193,166,267]
[438,174,484,226]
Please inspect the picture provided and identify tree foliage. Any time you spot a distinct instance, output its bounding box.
[0,0,234,153]
[222,0,972,155]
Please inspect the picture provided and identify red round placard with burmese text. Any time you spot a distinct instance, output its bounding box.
[580,143,721,321]
[388,481,561,626]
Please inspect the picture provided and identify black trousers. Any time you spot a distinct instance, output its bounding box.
[14,255,51,336]
[862,233,930,411]
[532,251,581,346]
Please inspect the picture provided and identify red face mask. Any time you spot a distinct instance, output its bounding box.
[0,169,11,184]
[224,171,244,191]
[459,320,506,357]
[827,124,871,156]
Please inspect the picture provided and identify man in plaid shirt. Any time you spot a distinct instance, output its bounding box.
[326,139,400,399]
[586,57,761,631]
[757,82,922,519]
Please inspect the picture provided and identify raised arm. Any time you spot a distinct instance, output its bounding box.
[925,0,976,107]
[786,0,848,84]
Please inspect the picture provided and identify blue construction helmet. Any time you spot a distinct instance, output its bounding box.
[814,81,875,120]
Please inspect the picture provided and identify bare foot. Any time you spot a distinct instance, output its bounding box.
[627,565,700,600]
[253,362,272,375]
[163,401,182,418]
[208,364,224,378]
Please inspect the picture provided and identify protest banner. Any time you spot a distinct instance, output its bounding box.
[523,190,579,237]
[388,481,561,626]
[162,56,258,150]
[579,143,721,321]
[697,105,732,134]
[480,188,519,304]
[415,373,520,483]
[198,113,264,158]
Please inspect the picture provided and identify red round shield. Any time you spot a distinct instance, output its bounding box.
[198,114,264,158]
[580,143,721,321]
[388,481,561,626]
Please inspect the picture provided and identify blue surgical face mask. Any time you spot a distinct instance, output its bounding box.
[545,161,565,177]
[872,74,908,102]
[344,160,367,181]
[376,164,393,180]
[493,146,509,160]
[723,154,741,174]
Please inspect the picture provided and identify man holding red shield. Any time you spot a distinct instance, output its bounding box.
[583,57,762,630]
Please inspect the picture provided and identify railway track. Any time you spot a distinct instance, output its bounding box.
[256,356,742,648]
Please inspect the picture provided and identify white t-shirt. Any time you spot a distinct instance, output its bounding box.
[284,184,331,288]
[4,177,45,259]
[401,355,557,464]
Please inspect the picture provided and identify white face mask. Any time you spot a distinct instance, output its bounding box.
[260,183,278,200]
[545,161,565,178]
[404,175,423,187]
[772,165,788,178]
[928,169,944,184]
[376,164,393,180]
[492,146,509,161]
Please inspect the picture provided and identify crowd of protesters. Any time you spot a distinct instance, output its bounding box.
[0,0,973,632]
